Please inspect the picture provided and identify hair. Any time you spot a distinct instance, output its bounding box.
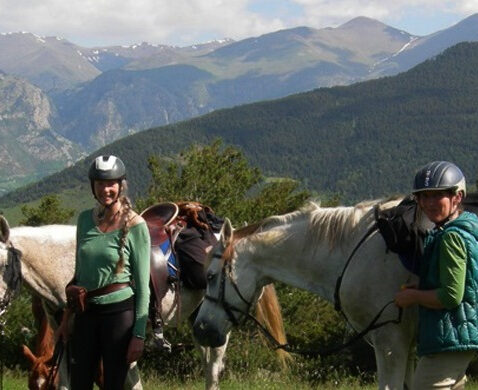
[93,178,133,274]
[115,179,134,274]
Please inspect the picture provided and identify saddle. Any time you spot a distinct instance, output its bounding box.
[141,202,180,305]
[141,201,223,311]
[374,192,478,275]
[374,195,427,275]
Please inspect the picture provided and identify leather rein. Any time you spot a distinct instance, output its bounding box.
[203,218,403,358]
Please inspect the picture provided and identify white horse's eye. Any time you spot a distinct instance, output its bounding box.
[207,272,216,281]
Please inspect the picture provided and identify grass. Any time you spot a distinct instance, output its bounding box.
[6,368,478,390]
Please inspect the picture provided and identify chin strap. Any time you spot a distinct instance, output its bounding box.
[436,200,461,227]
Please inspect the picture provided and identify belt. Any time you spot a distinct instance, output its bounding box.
[86,282,130,298]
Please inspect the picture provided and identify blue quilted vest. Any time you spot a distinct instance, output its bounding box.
[418,211,478,356]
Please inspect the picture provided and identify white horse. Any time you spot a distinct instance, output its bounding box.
[193,198,430,390]
[0,216,288,390]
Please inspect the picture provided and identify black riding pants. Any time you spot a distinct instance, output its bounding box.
[70,297,134,390]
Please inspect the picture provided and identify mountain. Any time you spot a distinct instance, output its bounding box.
[371,13,478,75]
[0,72,85,194]
[0,32,100,91]
[80,40,234,72]
[3,42,478,208]
[53,65,214,148]
[52,17,414,150]
[0,32,233,91]
[3,14,478,191]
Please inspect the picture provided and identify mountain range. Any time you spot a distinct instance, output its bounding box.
[1,14,478,194]
[2,41,478,211]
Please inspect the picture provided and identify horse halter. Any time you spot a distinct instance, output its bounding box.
[203,250,254,326]
[0,243,22,318]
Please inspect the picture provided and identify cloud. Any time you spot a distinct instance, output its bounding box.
[0,0,476,46]
[0,0,284,46]
[289,0,464,28]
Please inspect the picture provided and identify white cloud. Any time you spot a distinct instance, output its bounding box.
[0,0,285,46]
[289,0,463,28]
[0,0,477,46]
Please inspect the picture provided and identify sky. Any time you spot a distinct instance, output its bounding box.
[0,0,477,47]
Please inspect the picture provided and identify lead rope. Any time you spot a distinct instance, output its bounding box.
[0,315,5,390]
[333,209,403,339]
[45,339,64,389]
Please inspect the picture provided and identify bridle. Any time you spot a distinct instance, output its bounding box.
[203,251,255,327]
[0,242,22,390]
[0,243,22,317]
[202,227,404,358]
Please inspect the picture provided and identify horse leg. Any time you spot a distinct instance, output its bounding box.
[205,333,230,390]
[192,332,230,390]
[369,322,415,390]
[124,361,143,390]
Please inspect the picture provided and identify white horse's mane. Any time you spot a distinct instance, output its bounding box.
[256,197,403,250]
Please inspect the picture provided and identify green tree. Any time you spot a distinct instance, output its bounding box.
[136,139,311,224]
[20,194,74,226]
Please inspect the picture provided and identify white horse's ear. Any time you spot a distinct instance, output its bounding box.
[220,218,233,247]
[0,216,10,243]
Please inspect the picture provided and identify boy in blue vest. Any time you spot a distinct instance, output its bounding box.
[395,161,478,389]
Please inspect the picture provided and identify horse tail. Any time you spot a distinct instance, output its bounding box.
[256,284,292,368]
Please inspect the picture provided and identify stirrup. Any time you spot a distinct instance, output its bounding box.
[153,328,172,353]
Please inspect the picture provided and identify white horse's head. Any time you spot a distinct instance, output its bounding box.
[193,218,266,347]
[0,216,22,316]
[0,216,11,294]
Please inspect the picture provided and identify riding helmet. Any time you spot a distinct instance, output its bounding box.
[88,155,126,181]
[413,161,466,197]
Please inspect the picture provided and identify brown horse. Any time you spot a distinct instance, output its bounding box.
[22,296,56,390]
[22,296,105,390]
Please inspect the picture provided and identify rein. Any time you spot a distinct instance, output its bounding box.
[333,218,403,337]
[0,243,22,390]
[45,339,64,390]
[206,208,406,358]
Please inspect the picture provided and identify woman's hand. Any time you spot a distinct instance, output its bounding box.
[395,286,445,310]
[395,287,419,308]
[126,336,145,364]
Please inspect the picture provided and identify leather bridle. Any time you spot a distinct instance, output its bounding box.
[0,243,22,390]
[203,251,254,326]
[0,243,22,318]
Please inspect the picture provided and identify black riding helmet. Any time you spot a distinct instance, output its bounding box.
[88,155,126,200]
[88,155,126,181]
[413,161,466,197]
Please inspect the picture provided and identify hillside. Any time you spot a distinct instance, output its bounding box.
[0,32,100,91]
[51,17,413,151]
[2,42,478,208]
[0,73,85,194]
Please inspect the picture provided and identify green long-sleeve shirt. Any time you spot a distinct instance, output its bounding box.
[436,230,467,309]
[75,209,151,338]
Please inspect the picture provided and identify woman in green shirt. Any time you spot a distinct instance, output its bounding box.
[58,155,151,389]
[395,161,478,390]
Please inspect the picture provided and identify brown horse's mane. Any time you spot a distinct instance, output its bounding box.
[176,201,214,230]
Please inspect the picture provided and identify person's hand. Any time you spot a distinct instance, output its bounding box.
[126,336,145,364]
[395,287,418,308]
